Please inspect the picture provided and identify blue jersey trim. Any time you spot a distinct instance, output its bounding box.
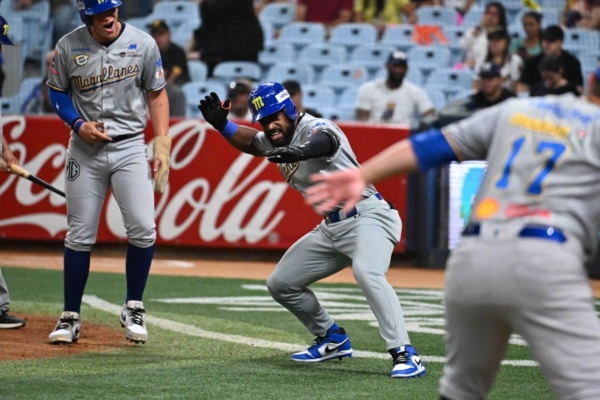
[409,128,459,170]
[48,87,81,129]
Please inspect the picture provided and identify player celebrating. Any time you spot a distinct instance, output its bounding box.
[0,15,26,330]
[46,0,171,344]
[306,76,600,398]
[198,83,425,378]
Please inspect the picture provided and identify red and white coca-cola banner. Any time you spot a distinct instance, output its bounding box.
[0,116,409,252]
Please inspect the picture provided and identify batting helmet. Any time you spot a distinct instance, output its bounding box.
[248,82,297,124]
[0,15,14,46]
[77,0,122,26]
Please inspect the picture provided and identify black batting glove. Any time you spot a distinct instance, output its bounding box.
[265,145,309,163]
[198,92,230,131]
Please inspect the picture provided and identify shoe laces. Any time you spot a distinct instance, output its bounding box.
[127,307,145,326]
[310,335,327,348]
[390,348,409,365]
[57,317,77,331]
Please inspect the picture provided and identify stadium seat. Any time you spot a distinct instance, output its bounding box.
[182,81,227,118]
[540,0,567,8]
[188,60,208,82]
[443,26,467,65]
[462,7,484,28]
[329,23,378,49]
[407,46,452,73]
[318,64,368,91]
[417,6,457,26]
[172,19,201,49]
[0,0,50,62]
[152,1,200,29]
[278,22,326,49]
[350,44,397,73]
[261,22,275,44]
[424,87,447,110]
[427,68,473,92]
[267,63,315,85]
[380,24,414,51]
[578,52,599,74]
[125,17,152,34]
[259,3,295,29]
[298,43,347,70]
[301,85,336,109]
[450,88,475,101]
[338,86,359,109]
[259,43,296,67]
[564,29,600,53]
[374,67,425,86]
[320,107,355,122]
[212,61,262,82]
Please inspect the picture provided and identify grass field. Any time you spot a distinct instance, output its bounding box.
[3,266,596,399]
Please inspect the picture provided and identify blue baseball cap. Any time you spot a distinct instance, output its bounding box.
[0,15,14,46]
[479,62,502,78]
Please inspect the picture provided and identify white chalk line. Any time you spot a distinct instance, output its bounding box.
[82,295,538,367]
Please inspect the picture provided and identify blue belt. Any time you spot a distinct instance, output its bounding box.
[462,223,567,243]
[325,192,383,223]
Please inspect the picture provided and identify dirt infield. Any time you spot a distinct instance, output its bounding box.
[1,315,131,361]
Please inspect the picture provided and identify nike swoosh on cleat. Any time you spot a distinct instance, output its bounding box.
[324,338,349,354]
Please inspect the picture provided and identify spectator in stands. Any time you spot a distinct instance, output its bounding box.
[518,25,583,95]
[228,79,254,122]
[294,0,353,32]
[20,50,54,113]
[355,51,434,128]
[460,2,507,69]
[509,11,542,60]
[149,20,188,117]
[474,29,523,92]
[187,0,264,76]
[354,0,416,33]
[564,0,600,29]
[443,0,477,19]
[282,80,324,118]
[530,55,581,97]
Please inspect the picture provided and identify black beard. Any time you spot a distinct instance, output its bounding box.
[387,72,405,86]
[268,122,296,148]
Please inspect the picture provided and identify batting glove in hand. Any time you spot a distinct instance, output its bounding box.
[198,92,231,131]
[265,145,309,163]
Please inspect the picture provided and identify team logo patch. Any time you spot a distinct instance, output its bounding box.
[128,44,137,50]
[66,159,80,181]
[156,67,164,80]
[74,54,89,66]
[252,96,264,111]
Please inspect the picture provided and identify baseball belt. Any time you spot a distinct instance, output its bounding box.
[462,223,567,243]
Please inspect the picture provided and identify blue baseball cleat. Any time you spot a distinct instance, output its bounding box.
[389,345,426,378]
[291,325,353,362]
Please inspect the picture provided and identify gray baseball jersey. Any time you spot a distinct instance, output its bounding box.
[47,23,166,137]
[253,114,377,212]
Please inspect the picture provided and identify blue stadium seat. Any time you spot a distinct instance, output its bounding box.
[301,85,336,109]
[0,97,20,115]
[450,88,475,101]
[462,7,484,28]
[188,60,208,82]
[259,3,296,29]
[152,1,200,29]
[126,17,152,34]
[380,24,414,51]
[267,63,315,85]
[564,29,600,53]
[424,87,447,110]
[443,26,467,65]
[350,44,397,72]
[374,67,425,86]
[182,81,227,118]
[540,0,566,8]
[259,43,296,67]
[407,46,452,73]
[0,0,51,61]
[261,22,275,44]
[212,62,262,82]
[329,23,378,49]
[417,6,457,26]
[320,107,355,122]
[426,68,473,93]
[172,19,201,49]
[278,22,326,49]
[338,86,359,108]
[298,43,347,70]
[318,64,368,91]
[578,52,599,74]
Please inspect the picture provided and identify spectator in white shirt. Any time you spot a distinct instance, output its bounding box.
[460,1,507,69]
[355,51,434,129]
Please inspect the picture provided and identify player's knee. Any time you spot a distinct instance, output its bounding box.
[64,239,94,252]
[352,266,380,286]
[127,225,156,248]
[266,274,286,300]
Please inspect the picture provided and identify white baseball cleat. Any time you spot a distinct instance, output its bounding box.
[49,311,81,344]
[120,300,148,344]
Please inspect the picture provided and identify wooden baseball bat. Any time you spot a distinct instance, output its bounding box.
[0,159,65,197]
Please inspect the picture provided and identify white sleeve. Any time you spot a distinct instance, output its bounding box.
[509,54,524,82]
[355,84,371,112]
[414,86,434,115]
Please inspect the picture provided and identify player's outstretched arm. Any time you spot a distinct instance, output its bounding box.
[198,92,263,157]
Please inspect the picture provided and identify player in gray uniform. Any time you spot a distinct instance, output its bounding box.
[307,75,600,399]
[0,14,26,330]
[198,82,425,378]
[46,0,171,344]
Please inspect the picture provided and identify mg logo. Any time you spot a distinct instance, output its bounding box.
[66,159,80,181]
[252,96,264,110]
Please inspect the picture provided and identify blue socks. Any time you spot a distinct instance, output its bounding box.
[125,243,154,302]
[63,248,91,313]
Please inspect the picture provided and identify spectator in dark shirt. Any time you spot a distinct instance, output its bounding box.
[530,55,580,97]
[149,19,188,117]
[518,25,583,95]
[294,0,353,32]
[228,79,254,122]
[282,80,324,118]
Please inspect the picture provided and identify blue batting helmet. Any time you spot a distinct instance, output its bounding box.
[0,15,14,46]
[77,0,122,26]
[248,82,297,124]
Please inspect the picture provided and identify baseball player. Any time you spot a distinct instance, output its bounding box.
[306,77,600,398]
[198,83,425,378]
[46,0,171,344]
[0,15,26,330]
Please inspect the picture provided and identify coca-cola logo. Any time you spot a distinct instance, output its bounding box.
[0,116,289,245]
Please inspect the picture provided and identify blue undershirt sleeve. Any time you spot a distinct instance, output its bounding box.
[409,128,459,170]
[48,87,82,130]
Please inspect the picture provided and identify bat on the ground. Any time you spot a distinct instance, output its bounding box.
[0,159,65,197]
